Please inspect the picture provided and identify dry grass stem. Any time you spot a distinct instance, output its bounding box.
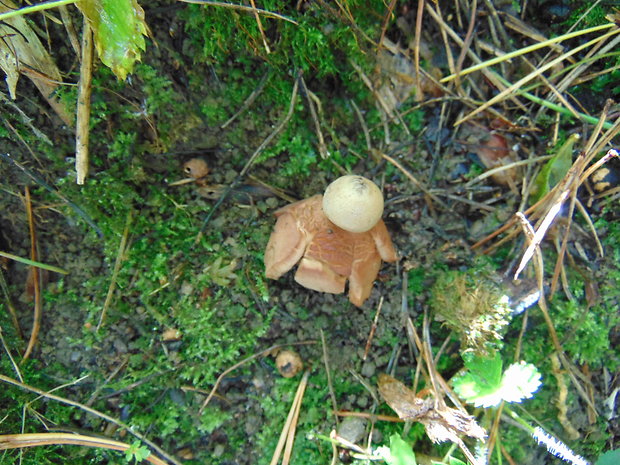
[441,22,615,83]
[178,0,298,25]
[248,0,270,53]
[270,370,310,465]
[75,18,93,185]
[455,28,620,126]
[221,72,270,128]
[21,187,40,363]
[363,296,383,361]
[0,433,171,465]
[300,77,328,158]
[198,340,315,413]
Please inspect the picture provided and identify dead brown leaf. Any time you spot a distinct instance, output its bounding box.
[378,373,486,458]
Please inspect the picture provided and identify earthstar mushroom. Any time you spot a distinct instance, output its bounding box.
[264,175,398,306]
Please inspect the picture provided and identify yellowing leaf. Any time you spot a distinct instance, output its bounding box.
[78,0,148,80]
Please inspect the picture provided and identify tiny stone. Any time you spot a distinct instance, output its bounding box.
[361,361,376,378]
[213,444,225,458]
[180,282,194,295]
[337,416,367,444]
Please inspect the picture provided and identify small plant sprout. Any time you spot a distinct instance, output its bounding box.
[452,351,542,408]
[264,175,397,306]
[124,440,150,464]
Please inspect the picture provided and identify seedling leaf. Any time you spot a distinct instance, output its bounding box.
[453,353,542,408]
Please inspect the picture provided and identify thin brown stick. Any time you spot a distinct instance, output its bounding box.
[198,340,315,413]
[221,72,270,128]
[197,75,300,234]
[454,0,477,91]
[21,187,41,363]
[378,0,398,54]
[0,326,23,382]
[335,410,403,423]
[363,296,383,361]
[381,152,447,209]
[75,17,93,184]
[178,0,298,24]
[413,0,425,98]
[0,433,170,465]
[248,0,270,53]
[350,99,371,152]
[300,77,328,158]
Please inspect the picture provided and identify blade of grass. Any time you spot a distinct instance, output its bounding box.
[441,22,615,83]
[454,27,620,126]
[0,251,68,274]
[0,0,78,22]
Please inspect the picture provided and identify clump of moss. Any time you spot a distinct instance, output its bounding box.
[430,267,512,352]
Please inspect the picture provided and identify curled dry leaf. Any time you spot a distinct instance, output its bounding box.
[474,132,520,187]
[378,374,486,444]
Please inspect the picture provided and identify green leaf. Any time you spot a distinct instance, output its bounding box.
[453,353,542,408]
[77,0,148,80]
[530,133,579,204]
[124,440,150,463]
[448,458,468,465]
[596,449,620,465]
[377,434,417,465]
[452,351,503,404]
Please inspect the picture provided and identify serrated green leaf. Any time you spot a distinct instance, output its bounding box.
[453,353,542,408]
[530,133,579,204]
[78,0,148,80]
[499,361,542,403]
